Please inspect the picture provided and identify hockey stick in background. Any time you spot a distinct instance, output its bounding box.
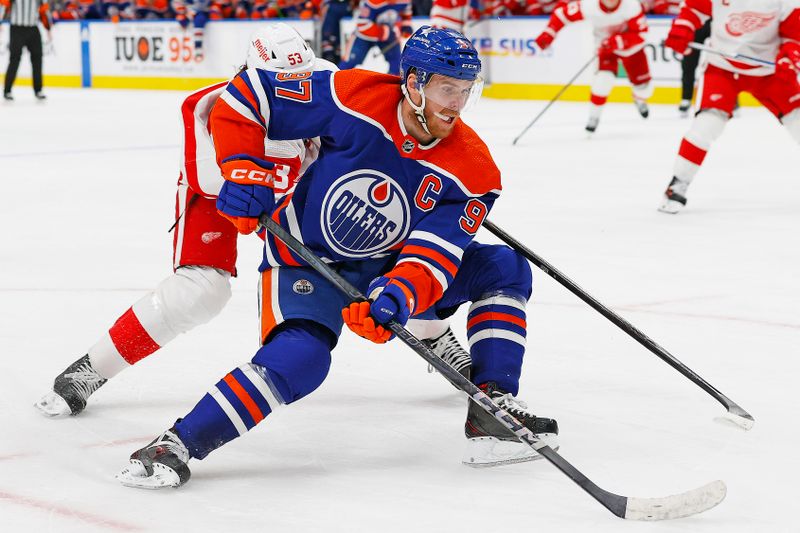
[258,212,726,521]
[687,42,775,67]
[512,54,597,146]
[482,219,754,431]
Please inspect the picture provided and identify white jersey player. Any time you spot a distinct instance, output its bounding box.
[535,0,654,133]
[659,0,800,213]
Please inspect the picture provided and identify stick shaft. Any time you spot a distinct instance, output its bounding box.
[688,42,775,67]
[258,213,633,517]
[482,219,751,420]
[512,54,597,145]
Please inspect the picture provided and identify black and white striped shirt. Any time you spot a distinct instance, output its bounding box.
[0,0,51,28]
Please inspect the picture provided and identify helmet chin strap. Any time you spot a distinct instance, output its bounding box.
[402,83,432,136]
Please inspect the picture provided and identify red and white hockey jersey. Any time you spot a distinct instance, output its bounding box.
[544,0,648,55]
[674,0,800,76]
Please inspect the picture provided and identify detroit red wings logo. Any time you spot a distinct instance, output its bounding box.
[725,12,776,37]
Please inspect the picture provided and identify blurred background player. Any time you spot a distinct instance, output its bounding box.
[338,0,412,74]
[535,0,653,134]
[116,27,558,490]
[34,24,334,417]
[429,0,480,32]
[320,0,354,64]
[173,0,209,61]
[2,0,52,101]
[677,18,710,117]
[482,0,562,21]
[659,0,800,214]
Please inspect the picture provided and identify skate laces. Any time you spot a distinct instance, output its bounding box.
[493,393,530,418]
[426,329,470,373]
[64,362,107,401]
[149,430,189,463]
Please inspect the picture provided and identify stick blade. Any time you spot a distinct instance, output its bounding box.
[623,480,726,521]
[714,405,755,431]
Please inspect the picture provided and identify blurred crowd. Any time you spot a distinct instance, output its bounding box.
[46,0,678,23]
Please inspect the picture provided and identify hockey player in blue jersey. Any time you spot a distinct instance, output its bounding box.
[116,27,559,489]
[338,0,413,74]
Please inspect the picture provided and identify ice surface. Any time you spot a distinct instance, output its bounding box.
[1,89,798,532]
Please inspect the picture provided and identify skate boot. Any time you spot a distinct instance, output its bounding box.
[463,382,559,468]
[34,354,107,417]
[424,327,471,380]
[658,176,690,214]
[117,427,191,489]
[585,115,600,134]
[678,99,691,117]
[635,98,650,119]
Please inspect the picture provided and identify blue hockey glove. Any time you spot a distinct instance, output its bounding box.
[216,180,274,235]
[367,276,414,327]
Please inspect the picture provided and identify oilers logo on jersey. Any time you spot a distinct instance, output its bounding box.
[322,170,410,258]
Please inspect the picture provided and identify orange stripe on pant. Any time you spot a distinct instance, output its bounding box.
[260,269,278,343]
[223,374,265,424]
[466,311,527,331]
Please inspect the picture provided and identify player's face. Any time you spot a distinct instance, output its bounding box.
[404,73,482,141]
[600,0,621,9]
[421,75,474,137]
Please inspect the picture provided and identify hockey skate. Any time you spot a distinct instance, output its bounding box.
[658,176,689,214]
[585,116,600,134]
[635,98,649,119]
[679,99,691,117]
[424,327,471,380]
[463,382,559,468]
[116,427,191,489]
[34,354,107,417]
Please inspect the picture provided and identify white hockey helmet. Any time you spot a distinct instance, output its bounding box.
[247,23,315,73]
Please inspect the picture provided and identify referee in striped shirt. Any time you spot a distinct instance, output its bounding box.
[1,0,52,100]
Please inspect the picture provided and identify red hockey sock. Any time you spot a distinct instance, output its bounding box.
[108,307,161,364]
[590,93,608,106]
[678,138,708,166]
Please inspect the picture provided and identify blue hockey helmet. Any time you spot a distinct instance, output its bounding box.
[400,26,482,86]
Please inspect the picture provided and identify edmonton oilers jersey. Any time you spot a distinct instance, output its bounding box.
[210,68,501,313]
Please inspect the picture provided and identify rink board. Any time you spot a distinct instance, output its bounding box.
[0,17,775,105]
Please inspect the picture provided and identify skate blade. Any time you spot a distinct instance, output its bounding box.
[462,434,559,468]
[33,392,72,418]
[658,198,684,214]
[116,460,181,490]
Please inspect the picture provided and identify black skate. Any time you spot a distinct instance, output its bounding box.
[463,382,559,468]
[117,427,191,489]
[635,98,650,119]
[679,99,691,117]
[424,327,471,380]
[34,354,107,417]
[658,176,689,214]
[585,116,600,134]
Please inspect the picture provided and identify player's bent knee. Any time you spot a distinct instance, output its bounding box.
[154,266,232,334]
[782,109,800,143]
[686,109,728,148]
[252,320,333,404]
[592,70,615,97]
[474,245,532,300]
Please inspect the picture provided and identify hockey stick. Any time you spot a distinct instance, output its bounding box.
[512,54,597,146]
[688,42,775,67]
[482,219,754,431]
[258,212,726,520]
